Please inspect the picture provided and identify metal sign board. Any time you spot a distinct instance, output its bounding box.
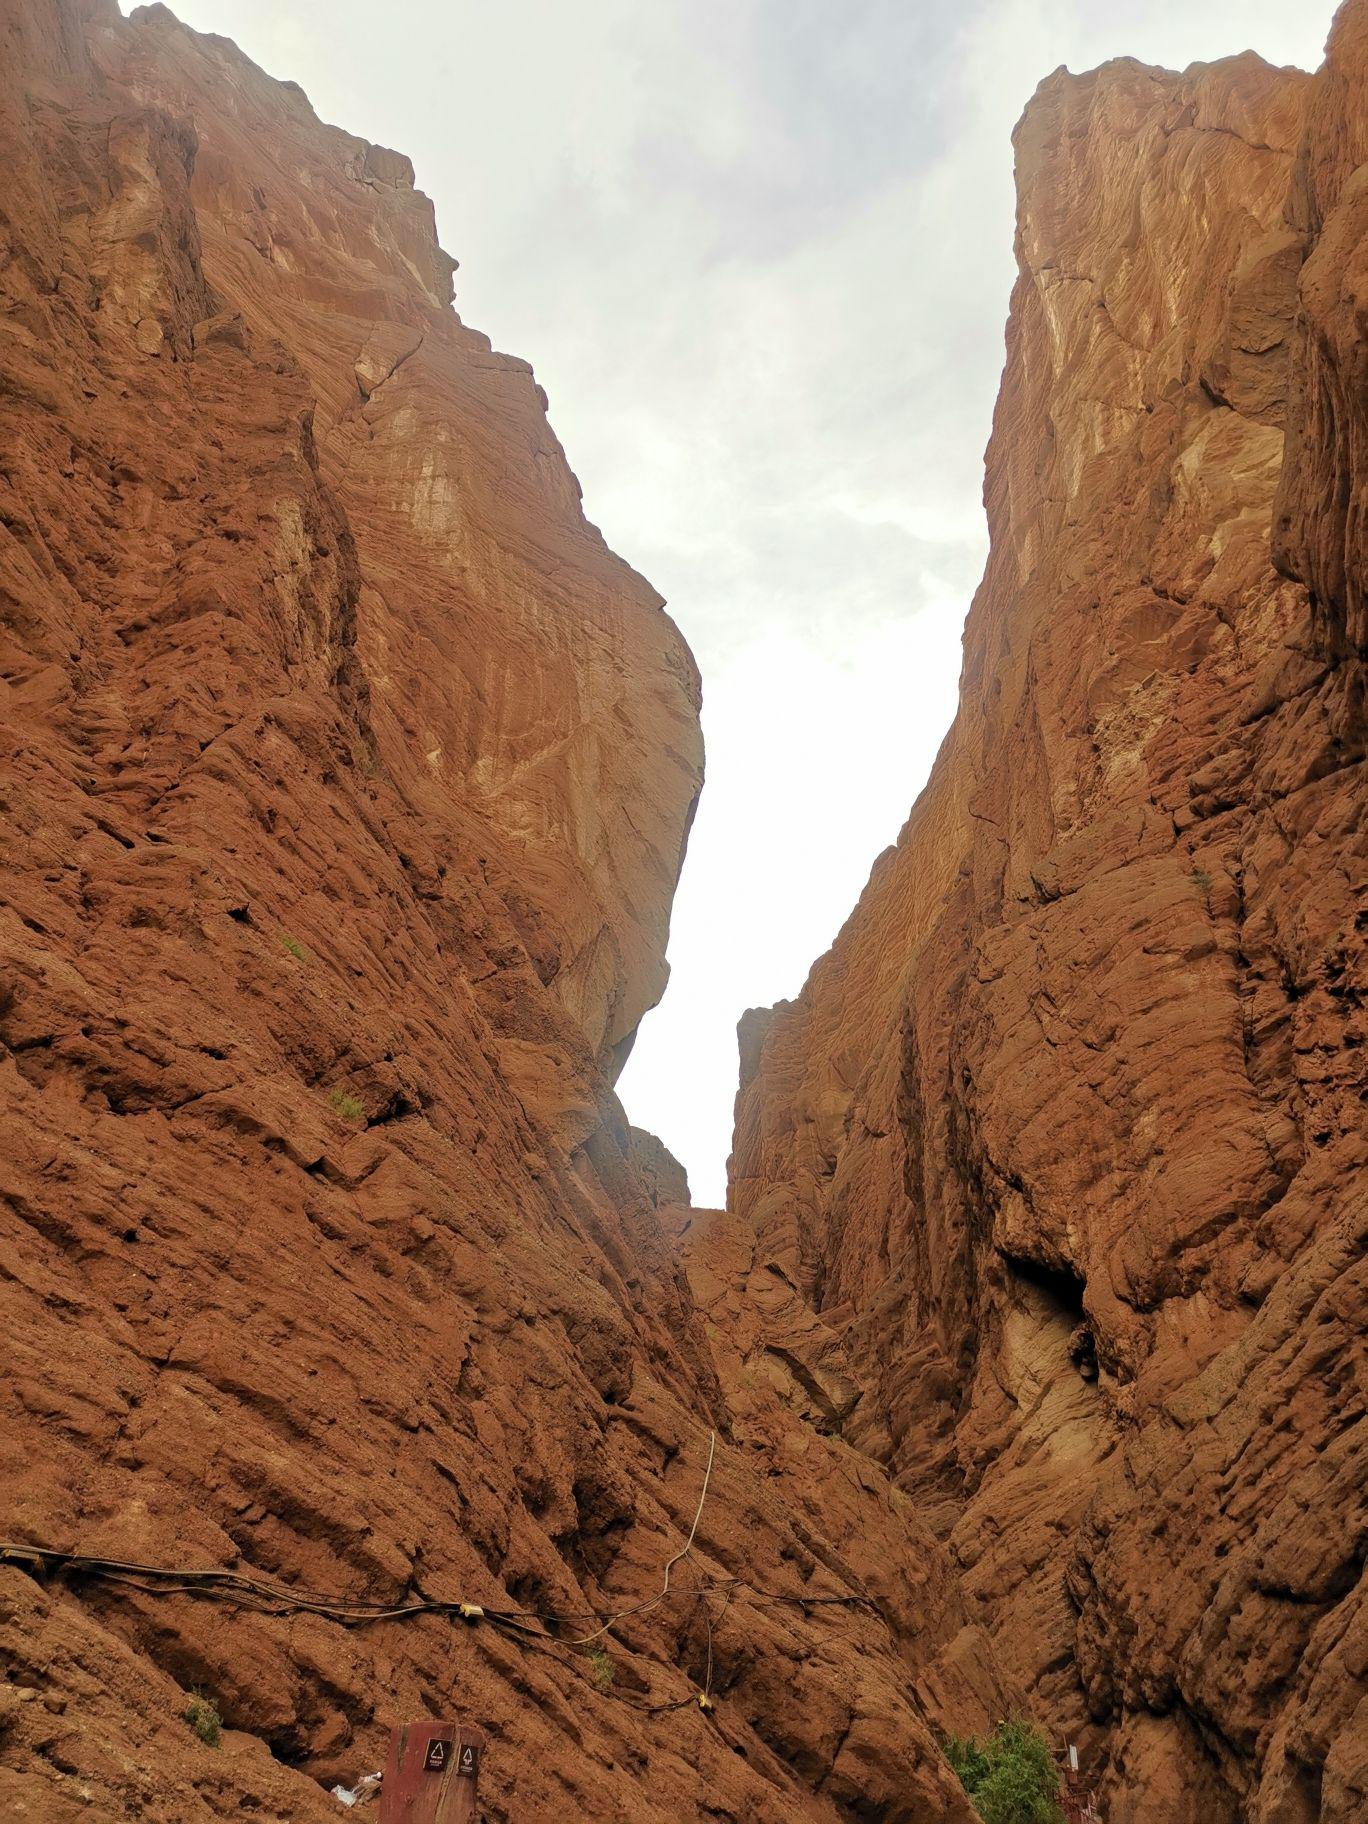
[380,1720,486,1823]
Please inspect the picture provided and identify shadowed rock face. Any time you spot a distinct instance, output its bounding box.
[0,3,994,1819]
[732,14,1367,1823]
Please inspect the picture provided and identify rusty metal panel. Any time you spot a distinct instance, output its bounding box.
[378,1720,485,1823]
[1061,1772,1101,1823]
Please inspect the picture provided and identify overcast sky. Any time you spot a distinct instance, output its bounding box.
[166,0,1334,1205]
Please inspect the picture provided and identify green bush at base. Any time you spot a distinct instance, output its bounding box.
[944,1718,1065,1823]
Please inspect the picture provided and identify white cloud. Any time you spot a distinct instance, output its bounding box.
[159,0,1335,1204]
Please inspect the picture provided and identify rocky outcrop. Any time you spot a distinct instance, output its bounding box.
[627,1126,692,1211]
[1273,3,1368,666]
[0,3,992,1819]
[732,18,1367,1824]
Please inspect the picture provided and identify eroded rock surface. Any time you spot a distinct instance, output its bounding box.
[0,3,990,1819]
[732,19,1367,1823]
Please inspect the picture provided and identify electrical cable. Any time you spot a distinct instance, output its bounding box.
[0,1543,874,1630]
[0,1427,880,1720]
[570,1427,716,1648]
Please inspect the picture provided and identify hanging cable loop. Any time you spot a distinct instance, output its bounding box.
[571,1428,717,1648]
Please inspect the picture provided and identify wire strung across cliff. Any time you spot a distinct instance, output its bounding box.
[0,1431,878,1719]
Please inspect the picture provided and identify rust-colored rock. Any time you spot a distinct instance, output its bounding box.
[627,1126,692,1212]
[0,2,992,1819]
[732,17,1367,1824]
[7,0,1366,1816]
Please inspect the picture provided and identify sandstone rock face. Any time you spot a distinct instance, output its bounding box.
[0,3,990,1819]
[628,1126,692,1211]
[732,21,1367,1823]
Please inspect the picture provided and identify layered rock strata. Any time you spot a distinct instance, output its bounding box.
[0,3,996,1818]
[732,17,1367,1823]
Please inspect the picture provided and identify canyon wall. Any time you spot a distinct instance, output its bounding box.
[5,0,1365,1818]
[732,12,1367,1823]
[0,3,1002,1819]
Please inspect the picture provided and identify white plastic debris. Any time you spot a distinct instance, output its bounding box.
[330,1771,382,1808]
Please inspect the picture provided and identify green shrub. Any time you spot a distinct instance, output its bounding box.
[945,1733,991,1791]
[184,1694,222,1749]
[944,1719,1064,1824]
[1190,869,1213,895]
[329,1089,364,1121]
[279,932,307,962]
[586,1646,615,1691]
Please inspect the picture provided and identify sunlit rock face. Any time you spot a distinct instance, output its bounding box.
[0,4,1003,1819]
[732,15,1367,1821]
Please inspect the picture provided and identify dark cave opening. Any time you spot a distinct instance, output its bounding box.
[1000,1251,1098,1381]
[1000,1250,1086,1318]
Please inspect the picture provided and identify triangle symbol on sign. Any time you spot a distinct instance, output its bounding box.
[431,1743,445,1767]
[461,1747,474,1770]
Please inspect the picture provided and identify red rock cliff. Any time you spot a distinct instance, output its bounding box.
[732,14,1367,1823]
[0,3,1000,1819]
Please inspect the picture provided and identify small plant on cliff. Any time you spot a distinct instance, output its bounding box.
[184,1694,222,1749]
[1190,868,1213,896]
[279,932,307,962]
[329,1088,365,1121]
[586,1646,615,1691]
[945,1734,990,1790]
[944,1719,1064,1824]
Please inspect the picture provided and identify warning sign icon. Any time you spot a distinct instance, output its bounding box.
[457,1742,479,1779]
[423,1738,451,1772]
